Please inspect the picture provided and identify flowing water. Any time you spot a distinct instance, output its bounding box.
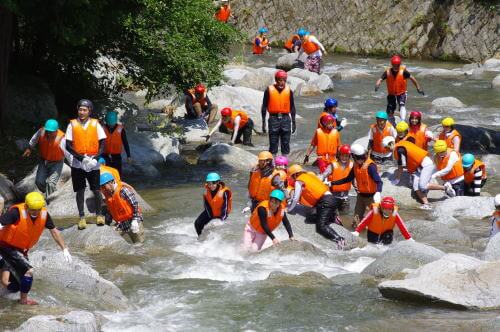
[2,52,500,331]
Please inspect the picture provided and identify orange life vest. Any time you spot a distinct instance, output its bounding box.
[100,165,121,182]
[302,35,320,55]
[354,158,377,194]
[386,65,407,95]
[367,204,399,235]
[250,200,285,234]
[284,34,300,51]
[408,124,429,150]
[253,36,269,55]
[328,161,353,192]
[393,140,428,174]
[38,129,65,162]
[204,184,232,218]
[104,124,124,154]
[435,149,464,181]
[316,111,337,129]
[223,110,249,130]
[248,168,277,202]
[215,5,231,22]
[0,204,47,250]
[438,129,461,151]
[70,118,99,155]
[105,182,135,223]
[267,85,291,114]
[464,159,487,184]
[296,172,329,206]
[315,128,340,161]
[371,122,394,154]
[187,89,207,106]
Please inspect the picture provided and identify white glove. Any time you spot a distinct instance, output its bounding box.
[407,238,415,242]
[373,192,381,204]
[87,157,98,170]
[351,231,359,237]
[62,248,72,263]
[81,156,92,171]
[241,206,251,214]
[0,224,3,230]
[131,219,140,233]
[340,118,347,128]
[391,177,400,186]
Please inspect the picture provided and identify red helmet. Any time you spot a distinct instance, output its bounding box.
[220,107,232,117]
[195,84,206,94]
[275,70,288,80]
[391,55,402,65]
[409,111,422,119]
[339,144,351,155]
[380,196,396,210]
[320,114,335,126]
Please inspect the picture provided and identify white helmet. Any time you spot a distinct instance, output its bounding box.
[495,194,500,207]
[382,136,396,148]
[350,143,366,156]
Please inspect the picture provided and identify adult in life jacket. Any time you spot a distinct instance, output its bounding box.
[329,144,383,229]
[287,165,346,247]
[65,99,107,230]
[461,153,487,197]
[99,173,145,243]
[22,119,65,200]
[407,111,434,150]
[382,136,435,210]
[438,117,461,153]
[374,55,424,126]
[253,27,270,55]
[214,0,232,23]
[316,98,346,131]
[352,196,413,245]
[490,194,500,238]
[304,114,341,173]
[184,83,218,124]
[206,107,254,146]
[98,157,121,183]
[0,192,72,305]
[261,70,297,156]
[242,190,294,251]
[367,111,397,163]
[297,29,327,74]
[102,111,131,177]
[284,33,301,53]
[427,140,465,198]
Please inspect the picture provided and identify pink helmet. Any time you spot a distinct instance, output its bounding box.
[275,156,289,167]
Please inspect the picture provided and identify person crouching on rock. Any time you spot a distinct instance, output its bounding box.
[0,192,72,305]
[194,172,232,236]
[351,196,413,245]
[184,84,218,124]
[303,113,341,173]
[242,190,294,252]
[99,173,145,243]
[205,107,254,146]
[427,140,465,198]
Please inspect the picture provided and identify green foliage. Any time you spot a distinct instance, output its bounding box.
[333,46,347,54]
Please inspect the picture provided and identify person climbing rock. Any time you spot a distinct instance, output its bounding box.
[438,117,461,153]
[65,99,107,230]
[304,114,341,173]
[352,196,413,245]
[214,0,232,23]
[462,153,487,197]
[407,111,433,150]
[99,173,145,243]
[206,107,254,146]
[98,157,121,182]
[253,27,270,55]
[427,140,464,197]
[329,144,383,228]
[22,119,65,202]
[490,194,500,238]
[0,192,72,305]
[297,29,326,74]
[316,98,346,131]
[242,190,294,252]
[284,31,301,53]
[261,70,296,156]
[375,55,424,125]
[103,111,131,177]
[367,111,397,163]
[184,83,218,124]
[247,151,283,212]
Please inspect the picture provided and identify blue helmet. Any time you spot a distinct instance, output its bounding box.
[461,153,475,168]
[297,28,307,37]
[99,172,115,186]
[270,189,285,201]
[77,99,93,111]
[376,110,388,120]
[258,27,268,34]
[98,157,106,165]
[105,111,118,126]
[206,172,221,182]
[324,98,338,108]
[44,119,59,132]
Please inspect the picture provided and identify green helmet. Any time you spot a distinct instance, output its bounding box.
[270,189,285,201]
[105,111,118,126]
[376,111,388,120]
[44,119,59,132]
[206,172,221,182]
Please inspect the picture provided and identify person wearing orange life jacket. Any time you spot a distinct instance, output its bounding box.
[98,157,121,183]
[438,117,461,153]
[65,99,107,230]
[304,114,341,173]
[462,153,487,197]
[0,192,71,305]
[99,173,144,243]
[367,111,397,163]
[297,29,326,74]
[184,83,218,124]
[261,70,297,156]
[284,33,301,53]
[375,55,424,126]
[427,140,465,198]
[407,111,434,150]
[316,98,347,131]
[253,27,270,55]
[206,107,254,146]
[352,196,413,245]
[242,190,294,251]
[490,194,500,238]
[22,119,66,200]
[103,111,131,177]
[214,0,232,23]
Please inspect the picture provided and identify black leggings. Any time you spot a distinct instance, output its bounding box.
[194,210,213,236]
[305,195,344,243]
[367,230,394,245]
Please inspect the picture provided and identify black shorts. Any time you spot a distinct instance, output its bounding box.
[0,246,32,283]
[71,167,100,192]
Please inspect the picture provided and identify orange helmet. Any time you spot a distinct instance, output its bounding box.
[288,164,303,177]
[258,151,273,161]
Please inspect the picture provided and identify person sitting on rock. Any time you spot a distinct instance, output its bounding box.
[194,172,232,236]
[427,140,465,197]
[98,157,121,182]
[99,173,145,243]
[214,0,232,23]
[367,111,397,163]
[242,190,294,252]
[102,111,131,177]
[184,84,218,124]
[22,119,66,203]
[462,153,487,197]
[438,117,461,153]
[304,114,341,173]
[351,196,413,245]
[284,31,301,53]
[246,151,283,212]
[253,27,270,55]
[316,98,346,131]
[206,107,254,146]
[0,192,72,305]
[407,111,433,150]
[297,29,327,74]
[490,194,500,238]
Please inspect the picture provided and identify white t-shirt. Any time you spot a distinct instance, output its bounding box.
[368,125,397,158]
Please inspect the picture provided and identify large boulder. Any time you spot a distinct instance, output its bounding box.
[14,164,72,198]
[454,124,500,154]
[223,67,253,82]
[363,241,445,278]
[56,225,134,254]
[287,68,319,81]
[492,74,500,90]
[394,219,471,248]
[416,68,466,79]
[483,233,500,261]
[483,58,500,71]
[431,97,465,112]
[284,68,334,93]
[378,254,500,309]
[309,73,334,91]
[276,52,307,71]
[197,143,257,171]
[286,76,307,92]
[15,311,99,332]
[0,173,17,206]
[237,67,278,91]
[433,196,494,219]
[259,239,327,258]
[330,69,371,80]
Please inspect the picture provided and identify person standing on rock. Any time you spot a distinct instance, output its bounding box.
[261,70,296,157]
[22,119,66,202]
[316,98,346,131]
[65,99,107,230]
[246,151,283,212]
[206,107,254,146]
[0,192,72,305]
[367,111,397,163]
[253,27,270,55]
[99,173,145,243]
[184,84,218,124]
[214,0,232,23]
[490,194,500,238]
[407,111,434,150]
[103,111,131,177]
[462,153,487,197]
[297,29,327,74]
[438,117,461,153]
[374,55,424,125]
[427,140,465,197]
[304,114,341,173]
[351,196,413,245]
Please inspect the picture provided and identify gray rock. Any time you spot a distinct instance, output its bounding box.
[0,173,17,206]
[431,97,465,112]
[309,74,334,90]
[276,52,307,71]
[223,67,253,82]
[298,83,322,96]
[198,143,257,171]
[237,67,277,91]
[288,68,319,82]
[330,69,371,80]
[455,124,500,154]
[416,68,466,79]
[483,233,500,261]
[433,196,494,219]
[363,241,445,278]
[492,74,500,90]
[15,311,98,332]
[259,239,327,258]
[482,154,500,178]
[15,164,72,199]
[483,58,500,71]
[286,76,306,92]
[57,225,133,254]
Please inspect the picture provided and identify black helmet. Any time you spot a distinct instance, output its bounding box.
[77,99,93,111]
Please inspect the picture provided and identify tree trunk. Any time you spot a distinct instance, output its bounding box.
[0,6,14,128]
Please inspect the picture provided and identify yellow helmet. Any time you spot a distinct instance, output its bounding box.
[433,140,448,153]
[287,164,304,177]
[441,117,455,127]
[25,192,45,210]
[396,121,409,133]
[258,151,273,161]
